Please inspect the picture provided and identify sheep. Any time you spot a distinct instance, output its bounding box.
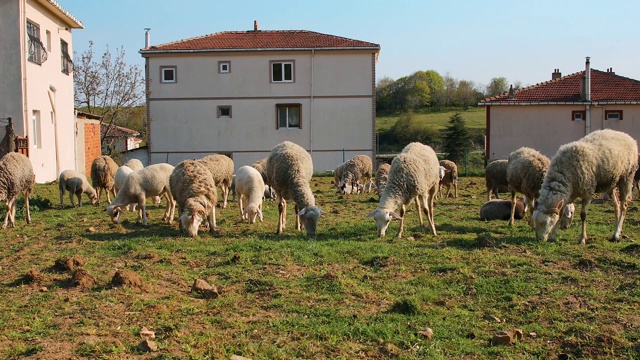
[105,163,176,226]
[438,160,459,198]
[234,165,266,223]
[339,155,374,195]
[0,152,35,229]
[333,162,346,190]
[366,142,440,238]
[532,129,638,245]
[506,147,550,226]
[58,170,98,208]
[170,159,217,237]
[198,154,234,209]
[266,141,324,237]
[633,155,640,198]
[123,158,144,171]
[374,162,391,195]
[90,155,118,205]
[230,174,275,202]
[115,165,162,211]
[485,159,509,201]
[251,157,269,184]
[480,198,525,221]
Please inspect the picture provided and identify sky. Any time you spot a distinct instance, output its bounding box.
[58,0,640,89]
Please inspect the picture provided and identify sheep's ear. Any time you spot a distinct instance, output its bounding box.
[365,209,378,218]
[389,211,403,221]
[298,208,307,216]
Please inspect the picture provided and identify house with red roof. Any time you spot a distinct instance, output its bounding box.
[139,21,380,172]
[100,123,141,153]
[480,57,640,161]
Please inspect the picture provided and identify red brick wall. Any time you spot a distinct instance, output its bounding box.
[84,122,101,176]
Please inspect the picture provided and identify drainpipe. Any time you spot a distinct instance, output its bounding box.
[310,49,314,159]
[585,57,591,135]
[48,84,61,176]
[21,1,30,148]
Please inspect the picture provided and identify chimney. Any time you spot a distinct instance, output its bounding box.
[552,68,562,80]
[585,56,591,102]
[508,84,514,99]
[254,20,258,31]
[144,28,151,48]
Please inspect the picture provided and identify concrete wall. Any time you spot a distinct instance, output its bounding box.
[0,0,24,154]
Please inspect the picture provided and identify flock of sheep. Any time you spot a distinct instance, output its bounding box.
[0,129,638,244]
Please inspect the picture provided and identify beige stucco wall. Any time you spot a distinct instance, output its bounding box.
[0,0,24,150]
[488,104,640,160]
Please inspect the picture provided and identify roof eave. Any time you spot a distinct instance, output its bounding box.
[479,101,640,106]
[139,46,381,55]
[39,0,84,28]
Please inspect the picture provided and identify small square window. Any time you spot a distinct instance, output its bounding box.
[217,106,232,118]
[271,61,294,83]
[219,61,230,73]
[276,104,301,129]
[605,110,623,121]
[572,110,585,121]
[161,66,176,83]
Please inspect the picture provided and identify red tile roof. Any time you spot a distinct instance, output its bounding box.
[101,123,140,138]
[142,30,380,52]
[480,69,640,104]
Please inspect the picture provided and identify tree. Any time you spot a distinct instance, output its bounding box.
[455,80,480,109]
[442,113,472,164]
[485,77,509,97]
[74,41,145,153]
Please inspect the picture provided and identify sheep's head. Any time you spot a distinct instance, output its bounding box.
[244,204,263,224]
[89,190,98,205]
[106,204,123,224]
[180,199,206,238]
[558,203,575,230]
[298,206,324,238]
[532,201,564,241]
[366,208,402,237]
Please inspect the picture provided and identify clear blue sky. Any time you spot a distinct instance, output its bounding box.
[58,0,640,89]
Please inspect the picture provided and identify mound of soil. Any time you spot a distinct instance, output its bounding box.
[71,268,95,289]
[111,269,143,288]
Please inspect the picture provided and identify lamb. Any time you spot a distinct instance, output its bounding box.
[480,198,525,221]
[266,141,324,237]
[339,155,374,195]
[170,159,217,237]
[123,158,144,171]
[58,170,98,208]
[197,154,234,209]
[115,165,162,211]
[485,159,509,201]
[366,142,440,238]
[532,129,638,244]
[374,162,391,195]
[0,152,35,229]
[90,155,118,205]
[105,163,176,226]
[506,147,550,226]
[332,162,346,190]
[234,165,266,223]
[438,159,458,198]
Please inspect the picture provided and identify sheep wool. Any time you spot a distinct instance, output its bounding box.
[340,155,373,195]
[485,159,508,201]
[234,165,266,224]
[438,159,458,198]
[479,199,525,221]
[375,162,391,195]
[123,158,144,171]
[0,152,35,229]
[90,155,118,205]
[58,169,98,208]
[266,141,324,237]
[251,157,269,185]
[506,147,550,226]
[367,142,440,238]
[170,159,218,238]
[532,129,638,244]
[198,154,234,209]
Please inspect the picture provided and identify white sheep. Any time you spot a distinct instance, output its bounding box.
[485,159,509,201]
[506,147,550,226]
[115,165,162,211]
[170,159,217,237]
[266,141,324,237]
[198,154,234,209]
[90,155,118,205]
[366,142,440,238]
[532,129,638,244]
[123,158,144,171]
[105,163,176,226]
[58,170,98,208]
[438,160,458,198]
[374,162,391,195]
[0,152,35,229]
[333,162,346,190]
[339,155,373,195]
[234,165,266,223]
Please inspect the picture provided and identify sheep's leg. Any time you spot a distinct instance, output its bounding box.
[414,197,425,232]
[396,204,406,238]
[74,191,81,207]
[24,194,31,224]
[578,199,591,245]
[96,188,102,206]
[277,197,286,234]
[238,194,245,220]
[612,181,632,242]
[60,189,64,208]
[508,191,517,226]
[9,199,17,227]
[222,185,229,209]
[487,185,493,201]
[2,199,13,229]
[454,182,458,198]
[427,187,438,236]
[164,192,175,224]
[295,204,301,231]
[209,205,217,233]
[106,188,112,204]
[140,199,149,226]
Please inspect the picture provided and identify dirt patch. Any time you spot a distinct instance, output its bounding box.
[111,269,143,288]
[53,256,85,272]
[71,268,96,289]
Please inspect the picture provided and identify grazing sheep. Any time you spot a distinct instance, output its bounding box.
[374,162,391,195]
[123,158,144,171]
[438,160,459,198]
[235,165,266,223]
[366,142,440,238]
[506,147,550,226]
[170,159,217,237]
[105,163,175,226]
[115,165,161,211]
[90,155,118,205]
[485,159,509,201]
[0,152,35,229]
[58,170,98,208]
[532,129,638,244]
[333,162,346,190]
[198,154,234,209]
[266,141,324,237]
[340,155,374,195]
[480,198,525,221]
[251,157,269,184]
[230,174,275,202]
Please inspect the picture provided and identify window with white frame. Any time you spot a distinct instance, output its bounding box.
[277,104,301,129]
[271,61,294,82]
[219,61,230,73]
[572,110,585,121]
[32,110,42,148]
[605,110,623,121]
[161,66,176,83]
[217,105,232,118]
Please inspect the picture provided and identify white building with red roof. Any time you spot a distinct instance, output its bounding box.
[480,57,640,160]
[139,21,380,172]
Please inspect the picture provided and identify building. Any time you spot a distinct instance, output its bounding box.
[101,123,142,153]
[139,21,380,172]
[0,0,83,182]
[480,57,640,161]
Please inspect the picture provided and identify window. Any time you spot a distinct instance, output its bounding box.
[27,21,47,64]
[161,66,176,83]
[572,110,586,121]
[32,110,41,148]
[217,105,232,118]
[277,104,301,129]
[271,61,294,82]
[60,40,72,74]
[46,30,51,51]
[605,110,623,121]
[219,61,230,73]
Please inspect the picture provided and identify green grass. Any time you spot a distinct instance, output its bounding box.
[376,107,486,133]
[1,178,639,359]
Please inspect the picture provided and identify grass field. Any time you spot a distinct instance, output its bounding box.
[376,107,486,133]
[1,177,640,359]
